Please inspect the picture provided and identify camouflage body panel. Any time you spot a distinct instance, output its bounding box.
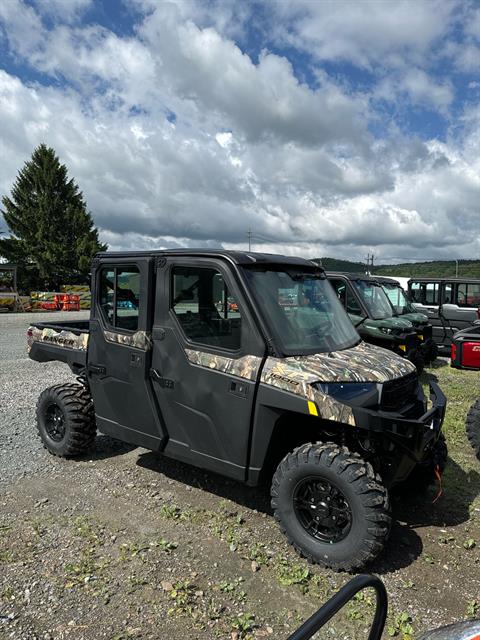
[184,342,415,427]
[262,340,415,386]
[185,349,262,381]
[103,329,152,351]
[27,325,89,352]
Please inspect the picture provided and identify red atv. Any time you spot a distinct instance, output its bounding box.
[451,324,480,460]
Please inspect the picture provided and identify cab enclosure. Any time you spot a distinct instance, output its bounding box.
[408,277,480,354]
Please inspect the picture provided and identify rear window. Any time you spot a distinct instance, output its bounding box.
[99,267,140,332]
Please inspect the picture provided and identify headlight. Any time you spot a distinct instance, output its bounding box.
[379,327,393,335]
[314,382,379,407]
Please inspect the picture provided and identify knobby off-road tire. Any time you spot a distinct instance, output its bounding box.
[425,341,438,365]
[36,383,96,457]
[409,350,425,375]
[466,400,480,461]
[271,443,391,572]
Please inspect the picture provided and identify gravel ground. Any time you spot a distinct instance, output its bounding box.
[1,312,480,640]
[0,312,90,489]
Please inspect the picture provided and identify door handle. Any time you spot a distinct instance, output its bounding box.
[88,364,106,375]
[149,368,175,389]
[229,380,248,398]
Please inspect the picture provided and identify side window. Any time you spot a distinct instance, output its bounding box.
[99,266,140,332]
[457,283,480,307]
[329,279,346,306]
[346,286,363,316]
[171,266,241,350]
[411,282,439,305]
[410,281,421,303]
[424,283,439,305]
[443,283,453,304]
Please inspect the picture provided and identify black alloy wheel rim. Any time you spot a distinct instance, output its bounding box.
[293,476,352,544]
[44,403,67,442]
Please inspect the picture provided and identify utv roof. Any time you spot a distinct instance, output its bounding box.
[94,249,319,269]
[372,276,402,285]
[325,271,378,281]
[408,276,480,283]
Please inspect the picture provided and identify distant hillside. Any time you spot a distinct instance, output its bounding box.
[375,260,480,278]
[313,258,480,278]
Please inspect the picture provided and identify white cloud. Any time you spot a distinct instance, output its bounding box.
[375,68,454,114]
[268,0,457,69]
[0,0,479,264]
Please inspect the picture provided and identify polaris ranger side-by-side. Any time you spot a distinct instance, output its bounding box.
[326,272,425,372]
[28,251,446,571]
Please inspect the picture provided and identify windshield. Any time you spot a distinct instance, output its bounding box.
[352,280,394,320]
[381,283,416,314]
[243,267,360,355]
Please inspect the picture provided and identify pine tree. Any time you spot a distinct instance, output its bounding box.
[0,144,106,292]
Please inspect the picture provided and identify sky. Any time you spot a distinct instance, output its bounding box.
[0,0,479,264]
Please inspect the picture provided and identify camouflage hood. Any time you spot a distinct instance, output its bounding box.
[262,340,416,387]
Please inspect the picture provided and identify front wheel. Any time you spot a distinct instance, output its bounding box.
[271,443,391,571]
[36,383,96,457]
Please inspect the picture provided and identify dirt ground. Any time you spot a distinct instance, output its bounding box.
[1,314,480,639]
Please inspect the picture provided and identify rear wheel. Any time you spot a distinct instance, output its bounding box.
[271,443,391,571]
[407,349,424,374]
[425,341,438,364]
[466,400,480,461]
[36,383,96,457]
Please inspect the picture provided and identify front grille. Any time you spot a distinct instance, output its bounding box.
[381,372,418,412]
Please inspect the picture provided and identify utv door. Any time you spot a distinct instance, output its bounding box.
[441,282,480,332]
[88,259,167,449]
[409,281,447,345]
[150,258,265,481]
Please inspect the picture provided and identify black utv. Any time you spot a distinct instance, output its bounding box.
[28,250,446,571]
[326,272,425,372]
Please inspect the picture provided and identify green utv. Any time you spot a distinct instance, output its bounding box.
[326,272,425,373]
[375,276,438,365]
[28,250,446,571]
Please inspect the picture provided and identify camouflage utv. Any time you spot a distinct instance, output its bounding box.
[28,250,446,571]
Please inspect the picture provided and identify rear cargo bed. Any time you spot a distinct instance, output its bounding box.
[27,320,90,374]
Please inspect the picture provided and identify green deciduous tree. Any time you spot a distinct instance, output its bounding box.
[0,144,106,292]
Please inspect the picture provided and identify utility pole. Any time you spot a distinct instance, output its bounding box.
[247,228,253,252]
[455,259,459,277]
[365,253,374,274]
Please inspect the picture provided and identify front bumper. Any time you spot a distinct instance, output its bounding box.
[352,381,446,486]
